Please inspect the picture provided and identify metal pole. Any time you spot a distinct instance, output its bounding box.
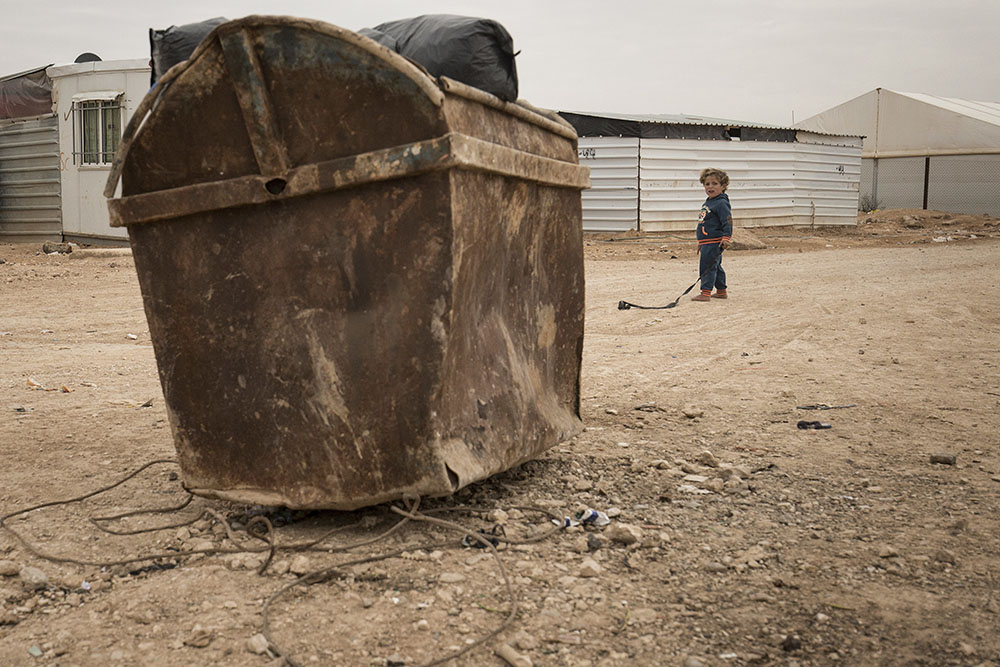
[922,156,930,210]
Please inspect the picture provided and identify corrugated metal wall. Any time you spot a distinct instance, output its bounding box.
[640,139,796,231]
[0,115,61,242]
[793,141,862,226]
[638,138,859,232]
[577,136,639,231]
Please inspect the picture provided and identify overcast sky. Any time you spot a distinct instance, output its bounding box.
[2,0,997,125]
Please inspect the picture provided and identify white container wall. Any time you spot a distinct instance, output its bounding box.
[577,136,639,232]
[48,59,149,242]
[638,134,860,232]
[792,132,863,226]
[640,139,796,230]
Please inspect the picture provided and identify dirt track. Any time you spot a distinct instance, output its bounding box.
[1,210,999,666]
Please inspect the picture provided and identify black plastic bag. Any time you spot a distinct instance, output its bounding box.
[149,17,228,87]
[366,14,518,102]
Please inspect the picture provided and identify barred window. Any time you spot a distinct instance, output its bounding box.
[72,94,123,165]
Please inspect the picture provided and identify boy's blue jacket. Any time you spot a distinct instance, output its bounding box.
[696,193,732,246]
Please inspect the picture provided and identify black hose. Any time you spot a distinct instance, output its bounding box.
[618,246,724,310]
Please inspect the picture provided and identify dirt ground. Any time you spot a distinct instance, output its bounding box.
[1,208,999,667]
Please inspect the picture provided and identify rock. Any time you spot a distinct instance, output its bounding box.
[734,545,772,567]
[586,535,603,551]
[716,465,739,480]
[631,607,658,624]
[682,474,710,484]
[929,453,956,465]
[414,619,430,631]
[723,478,747,493]
[0,560,19,577]
[604,523,642,545]
[487,509,509,524]
[247,633,270,655]
[683,657,706,667]
[496,643,533,667]
[19,566,48,590]
[184,628,214,648]
[728,226,767,250]
[189,539,215,552]
[289,555,311,575]
[703,478,725,493]
[439,572,466,584]
[573,479,594,492]
[682,406,705,419]
[42,241,72,254]
[270,559,290,575]
[878,545,899,558]
[704,562,727,573]
[513,630,539,651]
[578,558,603,578]
[695,450,719,468]
[780,634,802,652]
[932,549,957,564]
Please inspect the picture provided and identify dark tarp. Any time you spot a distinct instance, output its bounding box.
[558,112,796,142]
[149,17,228,86]
[0,68,53,120]
[365,14,518,102]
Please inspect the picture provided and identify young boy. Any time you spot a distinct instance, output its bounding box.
[692,168,733,301]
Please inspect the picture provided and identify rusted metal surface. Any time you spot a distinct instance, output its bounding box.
[106,16,588,509]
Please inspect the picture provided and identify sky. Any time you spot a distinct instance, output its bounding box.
[1,0,997,126]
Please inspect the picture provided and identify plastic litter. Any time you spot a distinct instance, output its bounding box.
[796,403,856,410]
[575,509,611,526]
[797,420,832,430]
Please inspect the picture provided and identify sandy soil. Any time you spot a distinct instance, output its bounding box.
[1,209,999,667]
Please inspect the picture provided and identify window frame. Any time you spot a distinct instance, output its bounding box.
[71,94,124,166]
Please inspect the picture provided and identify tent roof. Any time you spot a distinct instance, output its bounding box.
[796,88,1000,157]
[894,91,1000,127]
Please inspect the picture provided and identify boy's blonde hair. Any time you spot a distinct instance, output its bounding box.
[699,168,730,190]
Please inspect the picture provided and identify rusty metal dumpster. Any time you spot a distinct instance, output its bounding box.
[104,16,588,510]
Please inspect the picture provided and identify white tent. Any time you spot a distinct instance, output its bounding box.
[796,89,1000,214]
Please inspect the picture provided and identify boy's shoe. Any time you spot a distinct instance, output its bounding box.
[711,291,728,299]
[691,293,712,302]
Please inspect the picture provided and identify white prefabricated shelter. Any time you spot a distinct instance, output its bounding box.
[795,88,1000,216]
[0,58,148,244]
[559,111,863,232]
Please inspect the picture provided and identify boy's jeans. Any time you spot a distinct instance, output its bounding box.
[699,244,726,292]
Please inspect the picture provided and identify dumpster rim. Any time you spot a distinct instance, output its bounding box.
[104,14,448,200]
[107,133,591,227]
